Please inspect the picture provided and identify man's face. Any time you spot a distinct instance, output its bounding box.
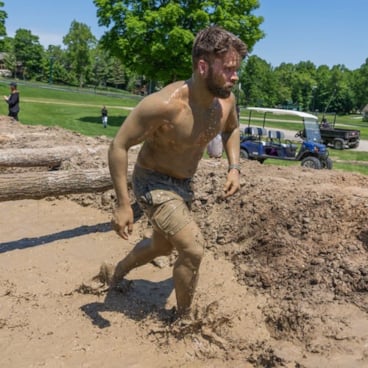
[204,49,241,98]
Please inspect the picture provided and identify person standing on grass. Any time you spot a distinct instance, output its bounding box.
[101,105,108,128]
[101,25,247,319]
[4,81,20,121]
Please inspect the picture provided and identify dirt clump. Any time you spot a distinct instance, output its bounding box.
[1,116,368,368]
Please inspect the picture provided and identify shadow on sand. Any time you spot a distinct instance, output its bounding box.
[0,222,112,254]
[80,277,175,328]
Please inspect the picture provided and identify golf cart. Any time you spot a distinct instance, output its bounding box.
[319,114,360,150]
[240,107,333,170]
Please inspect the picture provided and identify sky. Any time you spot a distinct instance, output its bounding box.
[3,0,367,70]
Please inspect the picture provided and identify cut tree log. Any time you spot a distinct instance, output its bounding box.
[0,146,108,168]
[0,168,117,201]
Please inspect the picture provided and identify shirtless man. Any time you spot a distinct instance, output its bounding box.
[106,26,247,317]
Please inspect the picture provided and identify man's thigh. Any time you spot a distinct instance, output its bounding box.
[149,194,193,238]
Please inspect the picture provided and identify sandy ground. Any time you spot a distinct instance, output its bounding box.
[1,117,368,368]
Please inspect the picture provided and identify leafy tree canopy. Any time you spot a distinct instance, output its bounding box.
[0,1,6,37]
[94,0,264,83]
[63,20,97,87]
[13,29,44,78]
[0,1,7,50]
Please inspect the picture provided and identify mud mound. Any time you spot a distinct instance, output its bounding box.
[192,163,368,351]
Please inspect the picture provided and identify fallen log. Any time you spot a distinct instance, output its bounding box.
[0,168,115,201]
[0,146,108,168]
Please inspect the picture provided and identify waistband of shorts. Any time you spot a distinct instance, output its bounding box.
[134,165,192,185]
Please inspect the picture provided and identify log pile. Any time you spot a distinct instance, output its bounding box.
[0,121,117,201]
[0,146,107,168]
[0,168,113,201]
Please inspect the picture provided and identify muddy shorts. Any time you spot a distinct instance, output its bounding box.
[132,165,194,238]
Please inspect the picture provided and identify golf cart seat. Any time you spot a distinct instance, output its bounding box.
[256,127,267,137]
[243,126,257,137]
[268,130,285,143]
[242,126,265,141]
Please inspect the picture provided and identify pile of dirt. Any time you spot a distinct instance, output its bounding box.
[1,116,368,368]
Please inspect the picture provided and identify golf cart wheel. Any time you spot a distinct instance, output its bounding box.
[333,139,344,150]
[240,149,249,159]
[301,156,322,169]
[321,157,333,170]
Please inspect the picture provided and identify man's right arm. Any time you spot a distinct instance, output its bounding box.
[108,138,133,239]
[108,94,168,239]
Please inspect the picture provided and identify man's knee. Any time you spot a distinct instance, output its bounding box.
[187,245,204,265]
[169,220,205,265]
[176,234,205,268]
[176,246,204,273]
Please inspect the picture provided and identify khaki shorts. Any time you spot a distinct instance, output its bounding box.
[132,165,194,238]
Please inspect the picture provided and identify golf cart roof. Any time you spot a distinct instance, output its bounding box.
[246,107,318,121]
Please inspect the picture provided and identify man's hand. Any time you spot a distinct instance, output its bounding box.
[111,205,134,240]
[223,169,240,198]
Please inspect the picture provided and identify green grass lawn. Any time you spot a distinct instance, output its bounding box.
[0,79,141,138]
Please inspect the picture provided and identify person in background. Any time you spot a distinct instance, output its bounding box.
[100,25,247,319]
[320,117,330,128]
[101,105,108,128]
[4,82,20,121]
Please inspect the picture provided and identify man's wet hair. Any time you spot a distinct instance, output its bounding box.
[192,25,248,67]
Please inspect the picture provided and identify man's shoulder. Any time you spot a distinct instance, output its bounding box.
[141,81,189,113]
[156,80,188,99]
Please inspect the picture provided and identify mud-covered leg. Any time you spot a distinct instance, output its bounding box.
[171,220,204,317]
[108,230,174,287]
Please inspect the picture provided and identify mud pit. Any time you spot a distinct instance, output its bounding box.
[1,117,368,367]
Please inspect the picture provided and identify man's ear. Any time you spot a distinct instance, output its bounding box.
[198,59,208,76]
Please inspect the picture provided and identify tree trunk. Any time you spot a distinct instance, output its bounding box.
[0,146,107,167]
[0,168,114,201]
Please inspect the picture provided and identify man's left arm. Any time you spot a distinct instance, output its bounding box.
[222,99,241,198]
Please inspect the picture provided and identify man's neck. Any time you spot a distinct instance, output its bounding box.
[187,75,216,109]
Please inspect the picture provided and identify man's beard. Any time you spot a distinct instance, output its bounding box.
[205,66,233,98]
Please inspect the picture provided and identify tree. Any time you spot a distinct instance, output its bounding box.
[273,63,297,108]
[94,0,264,84]
[239,55,277,107]
[314,65,331,113]
[63,20,97,87]
[0,1,7,49]
[44,45,69,84]
[289,61,317,111]
[3,52,16,77]
[13,29,44,79]
[351,58,368,111]
[324,65,353,114]
[89,46,129,89]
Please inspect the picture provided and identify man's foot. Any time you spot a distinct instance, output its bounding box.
[75,262,132,295]
[74,262,114,295]
[93,262,114,286]
[93,262,132,293]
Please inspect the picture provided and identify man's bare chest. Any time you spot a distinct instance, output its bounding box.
[168,103,228,145]
[158,116,223,148]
